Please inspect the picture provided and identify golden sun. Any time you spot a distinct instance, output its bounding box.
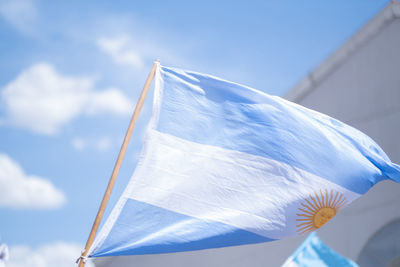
[296,190,347,234]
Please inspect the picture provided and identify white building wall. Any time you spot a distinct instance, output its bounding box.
[291,20,400,161]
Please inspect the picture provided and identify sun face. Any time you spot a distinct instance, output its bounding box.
[296,189,347,234]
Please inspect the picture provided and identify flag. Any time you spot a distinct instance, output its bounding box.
[282,232,358,267]
[88,64,400,257]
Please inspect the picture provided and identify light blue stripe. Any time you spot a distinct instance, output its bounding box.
[156,66,399,194]
[90,199,274,257]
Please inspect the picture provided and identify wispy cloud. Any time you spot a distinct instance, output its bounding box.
[0,0,37,35]
[96,33,188,71]
[97,36,144,70]
[7,242,94,267]
[1,63,92,135]
[71,136,113,152]
[1,63,133,135]
[71,137,86,151]
[0,154,66,209]
[86,87,133,116]
[95,137,112,152]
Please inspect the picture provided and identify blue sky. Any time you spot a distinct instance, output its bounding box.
[0,0,389,265]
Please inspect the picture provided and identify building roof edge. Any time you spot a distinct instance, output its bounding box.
[285,3,400,102]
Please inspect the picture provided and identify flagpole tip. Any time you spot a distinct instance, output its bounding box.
[154,59,160,64]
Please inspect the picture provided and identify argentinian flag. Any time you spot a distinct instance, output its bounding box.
[88,64,400,257]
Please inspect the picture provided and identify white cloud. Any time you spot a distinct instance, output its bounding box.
[86,87,133,115]
[71,137,86,151]
[7,242,94,267]
[96,33,189,75]
[0,154,66,209]
[71,136,113,152]
[95,137,112,152]
[1,63,92,135]
[1,62,133,135]
[0,0,37,34]
[97,36,144,69]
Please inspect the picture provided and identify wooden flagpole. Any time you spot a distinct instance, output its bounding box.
[77,60,160,267]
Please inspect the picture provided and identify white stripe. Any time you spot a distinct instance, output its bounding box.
[125,130,361,239]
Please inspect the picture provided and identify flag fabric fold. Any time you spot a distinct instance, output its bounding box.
[281,232,358,267]
[88,64,400,257]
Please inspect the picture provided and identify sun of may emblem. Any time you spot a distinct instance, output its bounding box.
[296,189,347,234]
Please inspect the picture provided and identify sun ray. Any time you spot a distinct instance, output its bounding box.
[320,190,325,207]
[336,195,344,206]
[320,190,328,207]
[301,228,314,234]
[332,191,339,207]
[305,198,318,211]
[301,203,315,211]
[298,207,314,216]
[333,194,344,207]
[297,223,314,231]
[328,190,334,207]
[300,203,316,213]
[336,199,347,209]
[296,222,312,228]
[309,194,320,210]
[296,213,312,218]
[296,218,311,221]
[314,192,323,208]
[297,225,314,233]
[325,189,329,207]
[336,197,345,207]
[298,225,314,234]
